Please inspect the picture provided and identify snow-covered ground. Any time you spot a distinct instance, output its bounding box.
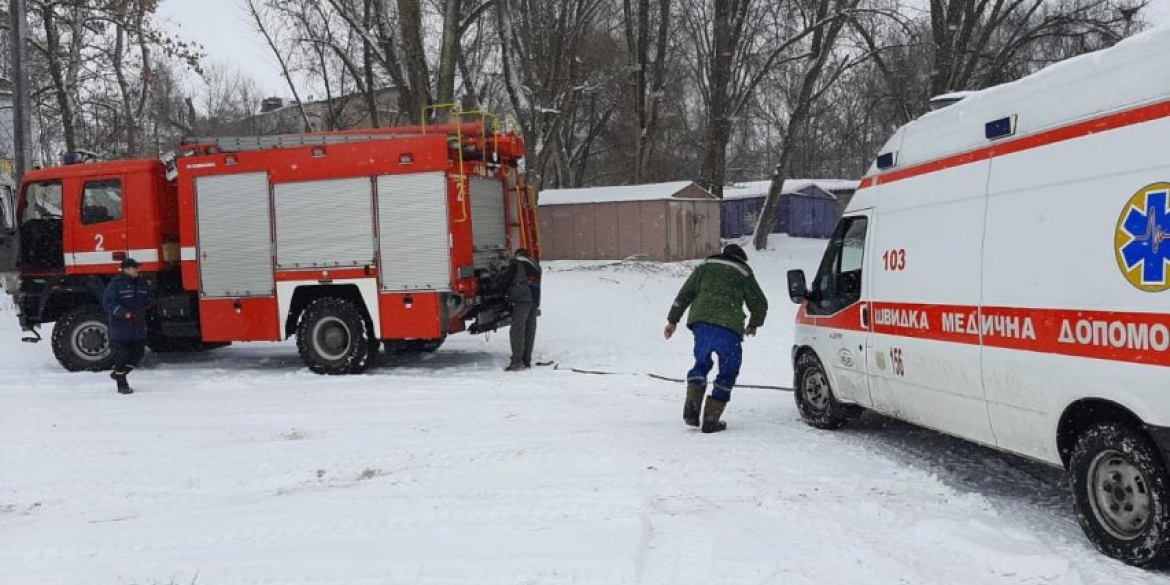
[2,236,1168,584]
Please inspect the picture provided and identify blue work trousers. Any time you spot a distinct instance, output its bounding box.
[686,324,743,402]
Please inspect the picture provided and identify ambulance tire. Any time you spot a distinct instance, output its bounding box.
[296,297,372,375]
[794,352,853,430]
[52,305,115,372]
[1070,421,1170,568]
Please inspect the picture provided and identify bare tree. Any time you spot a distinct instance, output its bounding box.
[684,0,846,198]
[246,0,312,132]
[753,0,861,251]
[928,0,1139,97]
[623,0,672,182]
[495,0,609,189]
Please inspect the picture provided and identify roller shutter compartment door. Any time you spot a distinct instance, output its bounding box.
[196,172,274,298]
[274,178,375,269]
[377,172,452,291]
[468,176,508,265]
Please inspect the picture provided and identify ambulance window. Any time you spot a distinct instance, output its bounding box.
[81,179,123,225]
[21,181,63,223]
[808,217,868,315]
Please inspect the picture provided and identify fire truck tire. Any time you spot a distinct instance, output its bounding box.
[296,297,372,375]
[52,306,115,372]
[794,351,854,430]
[1071,421,1170,568]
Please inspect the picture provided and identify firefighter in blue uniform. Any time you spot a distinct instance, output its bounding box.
[103,258,152,394]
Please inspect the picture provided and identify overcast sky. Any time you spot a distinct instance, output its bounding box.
[158,0,1170,99]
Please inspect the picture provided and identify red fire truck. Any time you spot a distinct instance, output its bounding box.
[2,119,541,374]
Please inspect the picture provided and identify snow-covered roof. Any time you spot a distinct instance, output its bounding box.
[721,179,860,201]
[872,25,1170,173]
[539,181,711,206]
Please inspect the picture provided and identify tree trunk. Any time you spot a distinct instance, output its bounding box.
[639,0,671,179]
[248,0,312,132]
[753,0,850,251]
[929,0,957,96]
[398,0,433,122]
[698,0,745,199]
[362,0,381,127]
[436,0,463,112]
[113,22,136,155]
[41,5,77,153]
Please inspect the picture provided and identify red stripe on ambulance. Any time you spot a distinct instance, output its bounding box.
[800,301,1170,368]
[856,98,1170,190]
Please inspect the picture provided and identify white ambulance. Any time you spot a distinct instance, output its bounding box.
[786,26,1170,566]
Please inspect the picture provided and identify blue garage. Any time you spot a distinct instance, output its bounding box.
[721,182,840,239]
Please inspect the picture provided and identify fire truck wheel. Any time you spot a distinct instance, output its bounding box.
[296,297,372,375]
[794,351,852,430]
[51,306,115,372]
[1071,421,1170,568]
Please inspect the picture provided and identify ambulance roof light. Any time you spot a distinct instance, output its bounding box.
[986,115,1017,140]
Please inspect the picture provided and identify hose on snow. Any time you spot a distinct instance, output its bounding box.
[547,364,793,392]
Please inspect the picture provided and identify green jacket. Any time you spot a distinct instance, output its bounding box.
[668,254,768,336]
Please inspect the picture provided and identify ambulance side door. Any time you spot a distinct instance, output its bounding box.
[805,211,874,406]
[865,162,995,446]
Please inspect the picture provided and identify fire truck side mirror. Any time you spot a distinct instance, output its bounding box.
[162,152,178,181]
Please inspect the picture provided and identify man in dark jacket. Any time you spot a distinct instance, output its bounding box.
[502,248,542,371]
[103,258,152,394]
[665,244,768,433]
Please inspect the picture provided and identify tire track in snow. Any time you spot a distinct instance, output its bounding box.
[832,413,1162,584]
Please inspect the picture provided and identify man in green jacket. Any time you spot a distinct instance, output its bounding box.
[665,244,768,433]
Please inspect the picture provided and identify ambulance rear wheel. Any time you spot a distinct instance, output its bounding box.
[794,352,852,430]
[296,297,372,375]
[1071,421,1170,567]
[51,305,114,372]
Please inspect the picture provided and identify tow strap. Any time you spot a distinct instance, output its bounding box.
[542,363,794,392]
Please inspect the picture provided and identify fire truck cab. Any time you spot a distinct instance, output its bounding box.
[5,119,540,375]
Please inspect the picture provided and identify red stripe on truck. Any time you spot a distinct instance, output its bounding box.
[800,301,1170,368]
[857,98,1170,190]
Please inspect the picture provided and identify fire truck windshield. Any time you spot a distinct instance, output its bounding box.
[0,185,13,229]
[22,182,63,223]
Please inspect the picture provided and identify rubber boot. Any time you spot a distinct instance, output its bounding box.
[111,371,133,395]
[701,396,727,434]
[684,382,705,427]
[504,362,528,372]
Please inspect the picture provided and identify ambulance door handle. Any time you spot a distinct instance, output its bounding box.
[860,304,870,329]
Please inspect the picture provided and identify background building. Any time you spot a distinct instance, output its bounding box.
[538,181,721,262]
